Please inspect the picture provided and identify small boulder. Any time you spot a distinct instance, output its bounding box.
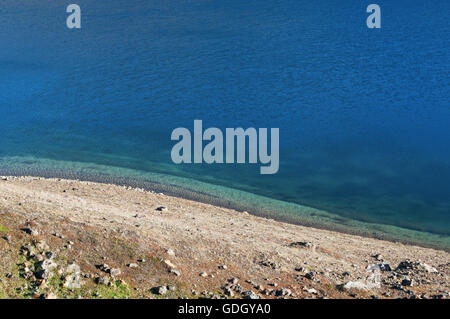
[164,260,176,268]
[96,276,110,285]
[64,263,82,289]
[35,240,49,252]
[170,269,181,276]
[153,285,167,295]
[401,278,414,287]
[242,291,260,299]
[166,249,175,256]
[22,228,39,236]
[340,281,369,291]
[289,241,316,251]
[35,259,57,279]
[110,268,121,277]
[275,288,292,297]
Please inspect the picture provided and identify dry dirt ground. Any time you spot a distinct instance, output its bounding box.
[0,176,448,299]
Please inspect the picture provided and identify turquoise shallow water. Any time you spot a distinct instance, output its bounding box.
[0,1,449,249]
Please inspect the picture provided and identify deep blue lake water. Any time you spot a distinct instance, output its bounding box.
[0,1,449,248]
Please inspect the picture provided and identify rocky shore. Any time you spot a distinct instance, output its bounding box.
[0,176,448,299]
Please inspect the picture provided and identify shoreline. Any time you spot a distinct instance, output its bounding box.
[0,175,448,299]
[0,159,449,252]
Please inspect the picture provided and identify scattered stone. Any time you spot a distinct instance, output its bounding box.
[166,249,175,256]
[306,288,318,294]
[169,269,181,276]
[97,263,110,273]
[45,251,56,260]
[2,235,11,242]
[431,293,448,299]
[110,268,122,277]
[97,276,110,285]
[263,288,273,296]
[153,286,167,295]
[22,266,34,280]
[200,272,208,277]
[396,260,438,273]
[305,271,317,280]
[367,263,391,272]
[218,265,228,270]
[138,258,146,263]
[127,263,138,268]
[339,281,369,291]
[22,228,39,236]
[223,287,234,297]
[378,263,392,272]
[64,263,82,289]
[374,254,383,261]
[235,284,246,294]
[35,259,58,280]
[41,293,58,299]
[289,241,316,251]
[255,285,264,291]
[168,285,177,292]
[259,260,278,269]
[275,288,292,297]
[401,278,414,287]
[35,240,49,251]
[164,260,176,269]
[156,206,168,212]
[242,291,260,299]
[229,277,239,285]
[21,244,36,257]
